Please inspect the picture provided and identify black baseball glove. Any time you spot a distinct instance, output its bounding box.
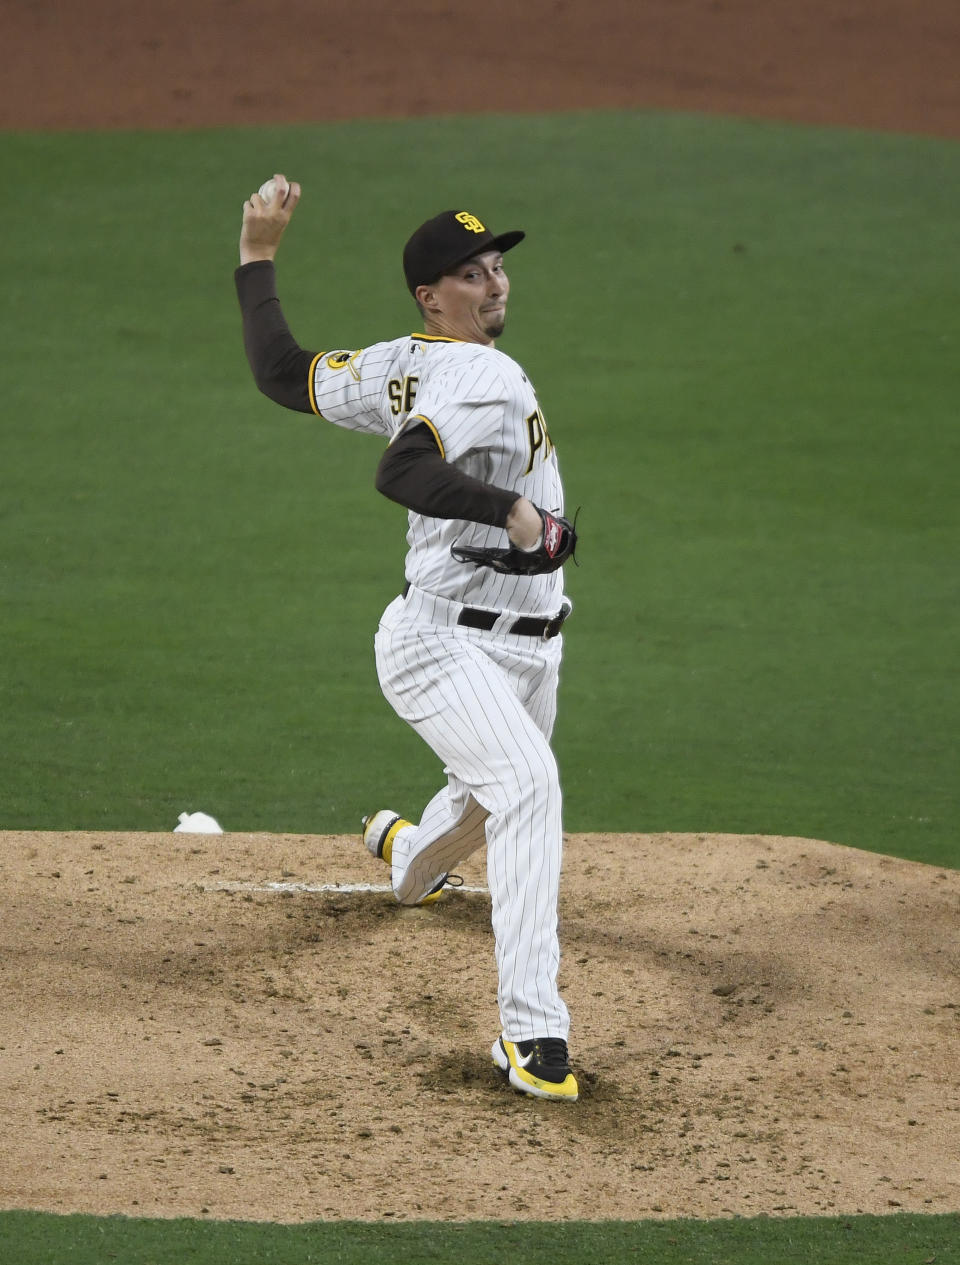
[450,507,578,576]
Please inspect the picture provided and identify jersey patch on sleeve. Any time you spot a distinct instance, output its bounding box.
[324,349,362,379]
[309,349,363,416]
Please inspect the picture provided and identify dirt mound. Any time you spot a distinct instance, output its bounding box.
[1,829,957,1222]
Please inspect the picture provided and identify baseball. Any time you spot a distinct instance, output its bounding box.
[258,177,280,205]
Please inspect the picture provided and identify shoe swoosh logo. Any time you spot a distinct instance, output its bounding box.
[514,1048,534,1069]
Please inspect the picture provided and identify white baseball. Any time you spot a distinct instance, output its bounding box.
[258,177,280,205]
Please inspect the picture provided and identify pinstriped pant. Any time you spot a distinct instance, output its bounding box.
[374,589,570,1042]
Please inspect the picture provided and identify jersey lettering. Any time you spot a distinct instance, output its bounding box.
[387,373,419,416]
[523,406,554,475]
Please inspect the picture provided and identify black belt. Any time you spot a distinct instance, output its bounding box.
[401,582,569,640]
[457,606,568,638]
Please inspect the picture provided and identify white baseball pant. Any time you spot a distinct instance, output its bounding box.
[374,585,570,1042]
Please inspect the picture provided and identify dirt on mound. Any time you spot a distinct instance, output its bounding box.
[1,829,957,1223]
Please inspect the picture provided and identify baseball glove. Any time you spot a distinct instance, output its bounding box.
[451,507,578,576]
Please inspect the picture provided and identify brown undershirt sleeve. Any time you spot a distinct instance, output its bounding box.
[234,260,315,413]
[376,424,520,527]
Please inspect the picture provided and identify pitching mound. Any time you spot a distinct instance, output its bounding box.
[1,829,957,1223]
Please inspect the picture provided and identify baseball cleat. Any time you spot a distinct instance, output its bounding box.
[361,810,411,864]
[492,1035,579,1102]
[361,810,452,904]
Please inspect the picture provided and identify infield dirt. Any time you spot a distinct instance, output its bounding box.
[4,0,960,136]
[2,829,958,1222]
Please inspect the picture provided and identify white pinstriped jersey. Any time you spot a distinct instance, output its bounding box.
[308,333,565,616]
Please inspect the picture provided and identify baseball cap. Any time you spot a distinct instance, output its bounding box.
[403,210,525,294]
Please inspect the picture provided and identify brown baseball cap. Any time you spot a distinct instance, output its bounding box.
[403,210,525,294]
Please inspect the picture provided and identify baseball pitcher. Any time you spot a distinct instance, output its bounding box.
[235,176,580,1102]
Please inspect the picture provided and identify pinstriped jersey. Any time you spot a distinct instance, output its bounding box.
[309,333,565,616]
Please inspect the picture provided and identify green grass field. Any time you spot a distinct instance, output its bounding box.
[2,1209,959,1265]
[2,109,958,1261]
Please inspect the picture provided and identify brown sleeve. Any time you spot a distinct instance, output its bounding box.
[234,260,315,413]
[375,423,520,526]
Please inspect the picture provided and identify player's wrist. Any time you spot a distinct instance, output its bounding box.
[505,497,543,550]
[239,243,279,266]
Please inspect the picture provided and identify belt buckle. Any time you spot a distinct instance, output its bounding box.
[544,611,565,639]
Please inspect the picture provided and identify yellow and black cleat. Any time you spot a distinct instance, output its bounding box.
[361,810,412,865]
[361,810,448,905]
[492,1035,579,1102]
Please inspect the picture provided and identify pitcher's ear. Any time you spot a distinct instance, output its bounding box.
[415,281,441,311]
